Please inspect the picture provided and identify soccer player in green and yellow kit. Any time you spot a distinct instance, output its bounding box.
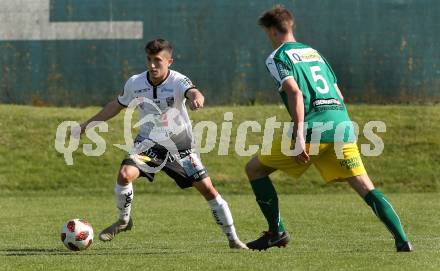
[245,5,413,252]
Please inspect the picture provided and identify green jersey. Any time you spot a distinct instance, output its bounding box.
[265,42,354,142]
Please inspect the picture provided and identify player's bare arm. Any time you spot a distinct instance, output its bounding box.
[80,98,124,133]
[282,77,310,164]
[186,88,205,111]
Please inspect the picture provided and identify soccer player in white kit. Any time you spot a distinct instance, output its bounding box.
[78,39,247,249]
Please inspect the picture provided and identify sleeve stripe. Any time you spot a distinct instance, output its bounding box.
[184,87,197,99]
[280,76,294,85]
[266,59,282,83]
[117,96,128,107]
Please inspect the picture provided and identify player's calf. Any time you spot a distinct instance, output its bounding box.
[207,194,248,249]
[194,179,248,250]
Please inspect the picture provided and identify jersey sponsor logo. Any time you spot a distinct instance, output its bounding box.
[285,48,323,64]
[291,53,302,62]
[276,61,291,79]
[161,88,173,93]
[312,98,343,112]
[313,106,344,112]
[134,88,148,94]
[312,98,341,107]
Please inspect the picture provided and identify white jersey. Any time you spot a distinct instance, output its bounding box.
[118,70,196,150]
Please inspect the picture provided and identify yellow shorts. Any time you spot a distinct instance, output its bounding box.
[258,138,366,183]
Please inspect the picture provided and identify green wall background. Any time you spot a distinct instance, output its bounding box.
[1,0,438,106]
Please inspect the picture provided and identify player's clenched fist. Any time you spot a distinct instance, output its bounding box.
[187,88,205,111]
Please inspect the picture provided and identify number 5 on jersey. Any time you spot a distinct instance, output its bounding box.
[310,66,329,94]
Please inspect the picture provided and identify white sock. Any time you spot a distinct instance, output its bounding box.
[115,183,133,224]
[208,195,239,241]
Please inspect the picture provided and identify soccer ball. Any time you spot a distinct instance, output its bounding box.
[60,219,94,251]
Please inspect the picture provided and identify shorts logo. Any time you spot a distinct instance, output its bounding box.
[339,156,361,170]
[180,153,205,177]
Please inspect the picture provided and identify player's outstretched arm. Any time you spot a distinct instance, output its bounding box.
[186,88,205,111]
[80,98,124,134]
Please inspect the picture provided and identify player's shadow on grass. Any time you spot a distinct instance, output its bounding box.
[2,247,187,256]
[2,248,72,256]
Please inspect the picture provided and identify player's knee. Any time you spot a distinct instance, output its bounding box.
[348,174,375,197]
[195,177,218,200]
[246,158,274,181]
[203,184,218,200]
[245,160,254,178]
[245,159,263,180]
[118,166,139,185]
[204,188,218,200]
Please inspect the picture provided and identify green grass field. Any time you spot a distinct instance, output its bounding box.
[0,104,439,194]
[1,193,439,271]
[1,104,440,270]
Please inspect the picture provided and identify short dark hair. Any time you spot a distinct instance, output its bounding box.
[258,4,294,34]
[145,39,173,55]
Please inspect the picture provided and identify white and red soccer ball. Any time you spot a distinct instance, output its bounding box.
[61,219,94,251]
